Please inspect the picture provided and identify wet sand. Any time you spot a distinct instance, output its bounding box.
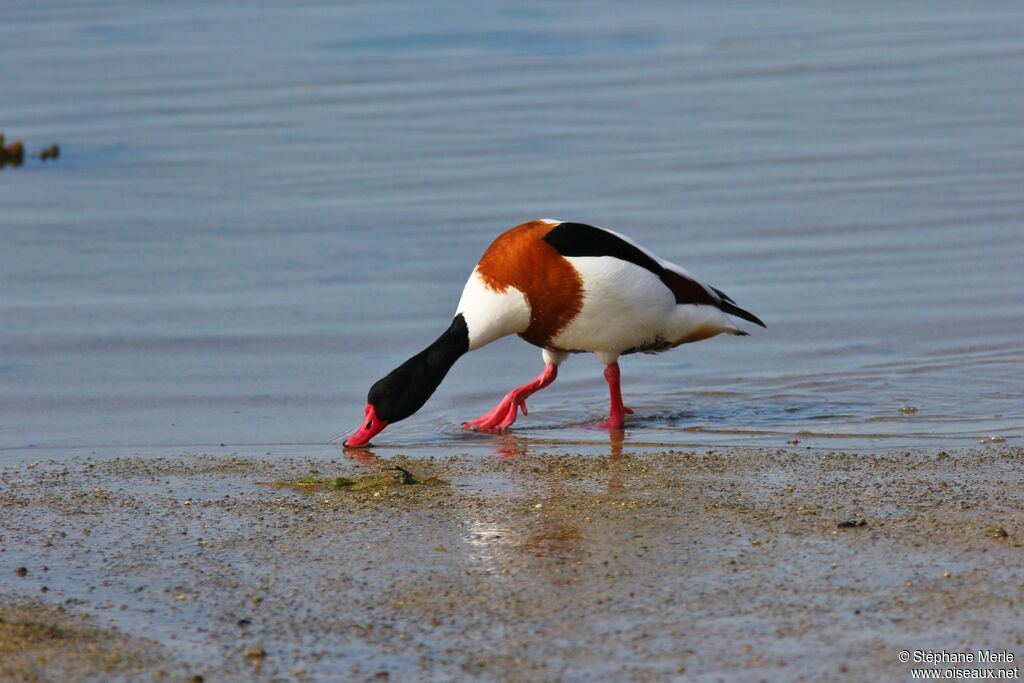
[1,445,1022,682]
[0,598,175,682]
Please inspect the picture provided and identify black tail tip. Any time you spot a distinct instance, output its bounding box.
[719,300,767,329]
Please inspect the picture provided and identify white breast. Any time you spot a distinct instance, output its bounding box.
[455,268,531,351]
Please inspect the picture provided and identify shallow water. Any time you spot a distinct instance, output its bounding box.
[2,1,1023,458]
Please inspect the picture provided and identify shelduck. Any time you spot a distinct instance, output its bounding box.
[342,219,765,447]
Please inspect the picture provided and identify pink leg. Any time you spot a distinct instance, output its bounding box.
[463,363,558,431]
[601,362,634,429]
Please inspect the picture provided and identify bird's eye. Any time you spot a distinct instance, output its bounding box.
[365,420,373,429]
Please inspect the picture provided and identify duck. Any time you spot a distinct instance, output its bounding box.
[342,219,765,447]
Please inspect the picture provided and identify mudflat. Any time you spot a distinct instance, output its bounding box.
[2,445,1021,682]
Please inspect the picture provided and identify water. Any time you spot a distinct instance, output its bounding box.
[2,1,1022,458]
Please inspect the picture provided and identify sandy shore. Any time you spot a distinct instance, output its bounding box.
[1,445,1022,682]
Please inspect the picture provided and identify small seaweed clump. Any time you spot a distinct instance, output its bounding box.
[0,134,25,168]
[39,144,60,161]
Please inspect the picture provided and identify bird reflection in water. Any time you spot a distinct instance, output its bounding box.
[485,430,627,490]
[341,446,379,465]
[464,428,634,584]
[490,433,529,460]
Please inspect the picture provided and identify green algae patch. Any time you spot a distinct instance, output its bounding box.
[257,466,447,494]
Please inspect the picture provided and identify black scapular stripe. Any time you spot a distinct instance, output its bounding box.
[543,222,664,276]
[543,221,766,327]
[544,222,714,306]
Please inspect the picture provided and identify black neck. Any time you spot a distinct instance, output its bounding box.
[368,314,470,423]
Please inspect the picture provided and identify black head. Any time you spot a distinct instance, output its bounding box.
[342,315,469,447]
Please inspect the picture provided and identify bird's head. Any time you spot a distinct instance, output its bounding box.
[341,362,430,447]
[342,315,469,448]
